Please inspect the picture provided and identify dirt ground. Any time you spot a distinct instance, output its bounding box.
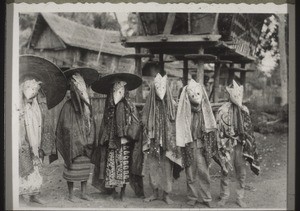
[20,132,288,210]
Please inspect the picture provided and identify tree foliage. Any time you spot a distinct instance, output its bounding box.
[255,14,288,79]
[256,15,280,77]
[93,13,120,31]
[19,13,37,30]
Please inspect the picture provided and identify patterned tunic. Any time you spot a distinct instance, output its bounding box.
[216,102,260,175]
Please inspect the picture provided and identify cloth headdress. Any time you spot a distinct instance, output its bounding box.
[113,81,127,92]
[186,79,203,104]
[142,77,176,140]
[154,73,167,100]
[19,55,67,109]
[21,79,42,100]
[113,81,127,104]
[226,80,244,108]
[176,80,217,147]
[70,73,91,132]
[71,73,90,105]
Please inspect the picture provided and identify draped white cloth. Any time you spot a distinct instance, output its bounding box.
[23,97,42,157]
[176,84,217,147]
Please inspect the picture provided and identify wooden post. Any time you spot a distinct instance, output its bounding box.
[163,13,176,35]
[240,63,246,86]
[196,48,205,85]
[183,59,189,86]
[213,62,221,103]
[212,13,219,34]
[159,53,164,75]
[227,63,235,85]
[135,47,143,102]
[188,13,191,34]
[111,56,119,73]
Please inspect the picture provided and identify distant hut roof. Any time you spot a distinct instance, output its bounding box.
[29,13,134,56]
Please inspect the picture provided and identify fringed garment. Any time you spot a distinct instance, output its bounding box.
[19,96,43,195]
[56,91,95,182]
[142,84,182,167]
[181,104,217,168]
[216,102,260,175]
[92,90,136,189]
[37,93,56,156]
[142,83,182,192]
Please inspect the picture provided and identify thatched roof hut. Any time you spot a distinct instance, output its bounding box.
[28,13,133,56]
[23,13,135,72]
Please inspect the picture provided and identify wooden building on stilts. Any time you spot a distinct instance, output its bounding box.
[118,13,270,109]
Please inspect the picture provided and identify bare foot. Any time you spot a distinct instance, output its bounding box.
[19,195,26,204]
[144,194,158,202]
[217,198,227,207]
[81,194,91,201]
[187,200,196,206]
[236,199,247,207]
[202,201,213,208]
[163,195,174,205]
[67,195,77,203]
[139,194,146,199]
[120,192,125,201]
[107,191,118,201]
[29,195,44,205]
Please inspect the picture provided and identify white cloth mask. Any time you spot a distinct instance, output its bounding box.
[154,73,167,100]
[226,80,244,107]
[22,79,42,100]
[113,81,126,104]
[187,79,203,105]
[71,73,90,105]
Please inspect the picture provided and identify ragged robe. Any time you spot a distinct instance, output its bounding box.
[56,91,96,181]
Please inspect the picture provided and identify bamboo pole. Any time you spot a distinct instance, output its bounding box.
[96,31,106,64]
[135,47,143,102]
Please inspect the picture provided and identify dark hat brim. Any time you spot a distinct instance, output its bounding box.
[63,67,99,86]
[19,55,68,109]
[91,73,142,94]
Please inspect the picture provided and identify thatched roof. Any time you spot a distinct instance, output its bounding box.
[29,13,134,56]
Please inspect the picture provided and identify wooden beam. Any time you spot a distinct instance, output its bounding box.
[163,13,176,35]
[226,67,254,72]
[159,53,164,75]
[124,34,221,46]
[122,53,153,59]
[137,13,148,35]
[134,47,143,103]
[213,62,221,103]
[196,48,205,85]
[240,63,246,86]
[183,59,189,86]
[227,63,235,85]
[188,13,191,34]
[185,54,217,62]
[212,13,219,35]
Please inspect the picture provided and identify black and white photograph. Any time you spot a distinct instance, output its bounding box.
[5,2,294,210]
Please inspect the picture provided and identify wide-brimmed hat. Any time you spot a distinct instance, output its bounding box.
[92,72,142,94]
[19,55,68,109]
[63,67,99,86]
